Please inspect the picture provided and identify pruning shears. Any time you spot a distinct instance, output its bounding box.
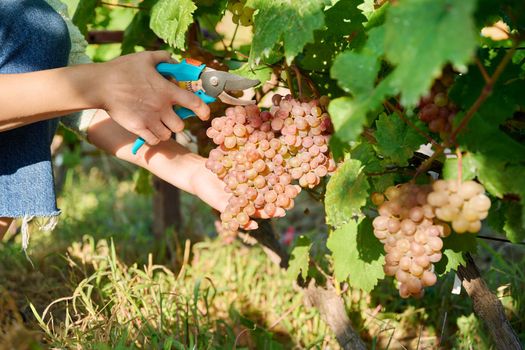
[131,58,260,155]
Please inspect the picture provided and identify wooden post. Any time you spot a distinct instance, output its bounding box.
[247,225,367,350]
[152,176,182,239]
[457,253,522,350]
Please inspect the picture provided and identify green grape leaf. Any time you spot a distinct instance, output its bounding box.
[327,97,362,142]
[328,76,392,142]
[503,203,525,243]
[442,155,477,182]
[301,39,342,73]
[194,0,227,17]
[331,50,380,96]
[229,63,271,86]
[451,51,525,125]
[150,0,197,49]
[434,232,477,275]
[287,235,312,280]
[370,173,396,194]
[329,76,393,143]
[374,114,426,166]
[248,0,325,64]
[439,250,465,276]
[330,25,384,96]
[385,0,477,106]
[300,0,366,71]
[468,155,525,239]
[459,117,525,165]
[122,0,158,54]
[325,159,369,228]
[328,134,351,162]
[358,0,375,20]
[324,0,366,38]
[72,0,98,35]
[327,219,385,292]
[351,142,383,174]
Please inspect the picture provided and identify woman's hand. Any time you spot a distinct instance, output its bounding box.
[87,109,284,231]
[0,51,209,133]
[187,157,285,230]
[97,51,210,146]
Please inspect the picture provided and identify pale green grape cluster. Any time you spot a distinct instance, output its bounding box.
[227,0,255,26]
[427,179,491,234]
[373,184,451,298]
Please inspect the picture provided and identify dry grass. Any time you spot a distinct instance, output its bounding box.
[0,167,523,349]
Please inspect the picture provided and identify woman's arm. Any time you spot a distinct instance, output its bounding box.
[0,51,210,146]
[87,109,284,227]
[0,63,97,130]
[87,108,228,212]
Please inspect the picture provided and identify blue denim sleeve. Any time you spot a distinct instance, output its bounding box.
[0,0,71,219]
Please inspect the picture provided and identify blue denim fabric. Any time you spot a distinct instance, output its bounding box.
[0,0,71,217]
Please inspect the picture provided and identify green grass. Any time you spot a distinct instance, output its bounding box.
[1,165,524,349]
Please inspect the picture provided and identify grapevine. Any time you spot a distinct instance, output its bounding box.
[417,67,458,136]
[373,183,450,298]
[205,95,336,241]
[372,179,493,298]
[89,0,525,348]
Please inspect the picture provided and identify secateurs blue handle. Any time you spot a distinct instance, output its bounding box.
[131,60,217,155]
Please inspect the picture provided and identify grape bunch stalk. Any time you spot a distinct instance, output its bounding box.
[205,95,336,242]
[372,184,451,298]
[417,67,458,135]
[227,0,255,26]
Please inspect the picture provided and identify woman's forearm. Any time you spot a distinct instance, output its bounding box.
[87,109,206,196]
[0,51,209,145]
[0,64,101,131]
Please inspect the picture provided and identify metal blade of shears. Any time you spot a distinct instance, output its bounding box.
[200,70,259,105]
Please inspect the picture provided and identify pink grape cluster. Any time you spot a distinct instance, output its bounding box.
[205,96,335,241]
[372,184,451,298]
[427,179,491,234]
[269,94,334,189]
[418,69,458,134]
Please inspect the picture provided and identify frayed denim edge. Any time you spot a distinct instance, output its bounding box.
[7,211,61,266]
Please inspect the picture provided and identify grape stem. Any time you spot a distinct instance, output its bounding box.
[291,65,304,99]
[475,58,491,84]
[365,167,413,177]
[449,40,520,144]
[415,39,520,178]
[301,69,322,98]
[229,23,240,51]
[100,1,146,10]
[477,234,525,245]
[291,65,321,99]
[284,66,295,96]
[413,147,445,179]
[384,100,442,150]
[456,147,462,185]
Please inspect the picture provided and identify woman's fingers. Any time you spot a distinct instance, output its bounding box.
[149,50,173,64]
[139,128,160,146]
[253,207,286,220]
[161,110,184,134]
[149,122,172,142]
[165,80,210,121]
